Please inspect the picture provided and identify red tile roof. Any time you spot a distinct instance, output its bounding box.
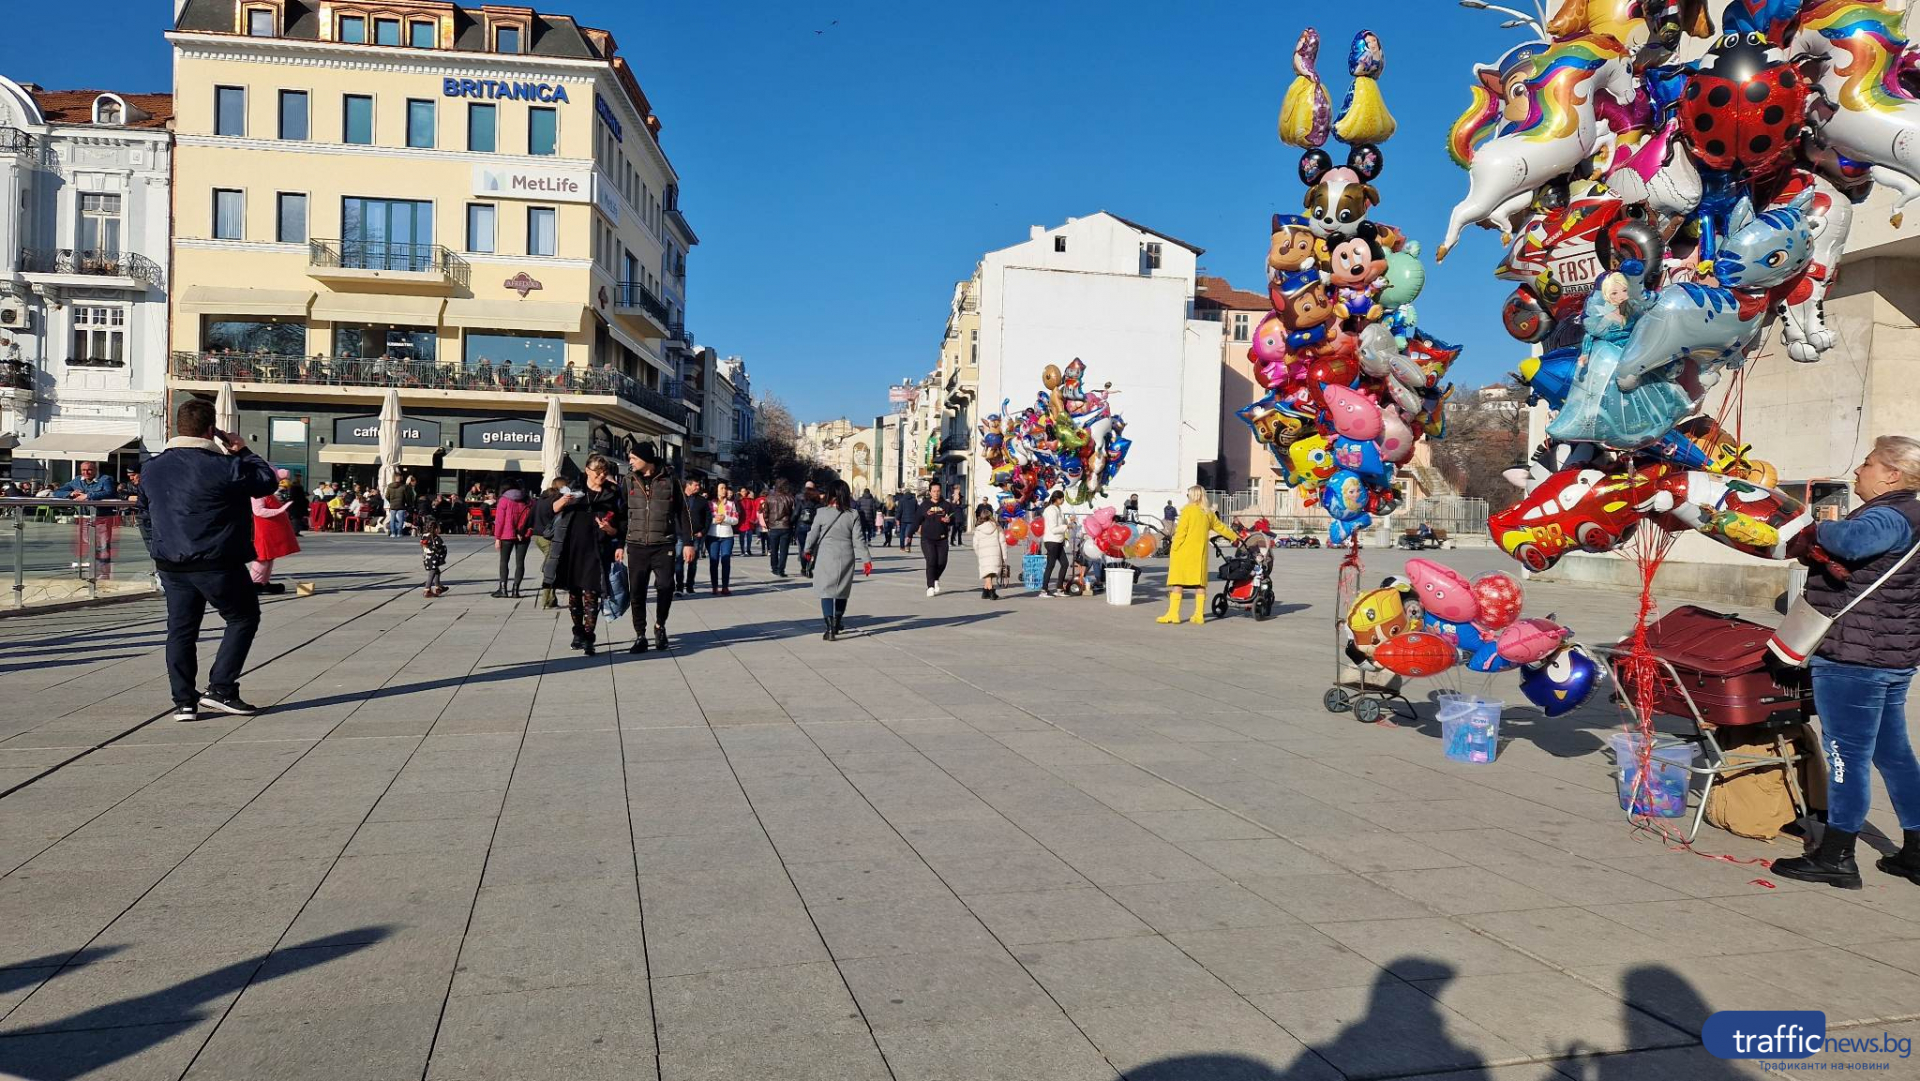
[30,90,173,130]
[1195,275,1269,313]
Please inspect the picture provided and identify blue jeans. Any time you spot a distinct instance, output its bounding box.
[1813,659,1920,834]
[767,528,792,575]
[161,566,261,707]
[706,537,732,590]
[387,509,407,536]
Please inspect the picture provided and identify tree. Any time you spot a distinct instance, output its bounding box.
[729,435,827,490]
[754,395,797,445]
[1430,385,1529,508]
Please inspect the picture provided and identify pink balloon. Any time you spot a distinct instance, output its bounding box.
[1377,407,1416,465]
[1083,506,1116,538]
[1496,618,1571,665]
[1322,383,1383,441]
[1471,571,1524,632]
[1405,558,1478,624]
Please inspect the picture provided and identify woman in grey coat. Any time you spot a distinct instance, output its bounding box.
[804,480,871,640]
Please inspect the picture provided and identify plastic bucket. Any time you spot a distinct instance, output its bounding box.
[1437,696,1502,764]
[1021,553,1047,591]
[1611,732,1693,817]
[1106,566,1135,606]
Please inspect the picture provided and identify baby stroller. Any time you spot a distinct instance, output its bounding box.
[1209,531,1276,620]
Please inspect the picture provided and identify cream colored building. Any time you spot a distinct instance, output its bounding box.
[166,0,691,492]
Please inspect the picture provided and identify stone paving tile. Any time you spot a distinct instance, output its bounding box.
[0,1016,220,1081]
[1009,935,1235,1010]
[1104,880,1297,935]
[1314,917,1552,978]
[427,983,655,1081]
[1168,924,1386,996]
[808,892,1001,960]
[1069,997,1340,1081]
[1409,969,1694,1057]
[874,1014,1120,1081]
[963,886,1155,945]
[181,998,443,1081]
[1250,973,1532,1079]
[653,962,867,1051]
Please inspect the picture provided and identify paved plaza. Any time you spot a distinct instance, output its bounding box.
[1,535,1918,1080]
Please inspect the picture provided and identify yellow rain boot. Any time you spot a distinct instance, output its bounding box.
[1156,589,1183,624]
[1189,592,1206,625]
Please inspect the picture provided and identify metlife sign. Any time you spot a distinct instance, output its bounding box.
[473,164,592,204]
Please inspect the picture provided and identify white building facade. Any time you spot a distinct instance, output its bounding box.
[972,211,1223,514]
[0,79,171,481]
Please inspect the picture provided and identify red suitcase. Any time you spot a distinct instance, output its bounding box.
[1611,605,1811,727]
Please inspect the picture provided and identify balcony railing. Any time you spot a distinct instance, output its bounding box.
[666,320,687,343]
[0,128,35,154]
[170,351,687,426]
[0,359,32,392]
[18,248,164,286]
[308,239,470,288]
[613,281,670,324]
[939,433,972,458]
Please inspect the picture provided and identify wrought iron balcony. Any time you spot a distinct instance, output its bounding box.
[939,433,972,459]
[308,239,470,289]
[0,359,33,392]
[612,281,671,336]
[18,248,164,287]
[170,351,686,427]
[0,128,35,154]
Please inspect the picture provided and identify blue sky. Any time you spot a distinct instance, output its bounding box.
[7,0,1541,422]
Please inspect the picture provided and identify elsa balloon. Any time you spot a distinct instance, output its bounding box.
[1545,267,1688,450]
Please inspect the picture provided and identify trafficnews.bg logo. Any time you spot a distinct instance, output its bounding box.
[1704,1011,1912,1067]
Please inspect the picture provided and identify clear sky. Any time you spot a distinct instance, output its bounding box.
[6,0,1543,423]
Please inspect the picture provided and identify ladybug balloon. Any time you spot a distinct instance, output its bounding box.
[1679,31,1805,180]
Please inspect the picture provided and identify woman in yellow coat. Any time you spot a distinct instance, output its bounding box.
[1159,486,1239,625]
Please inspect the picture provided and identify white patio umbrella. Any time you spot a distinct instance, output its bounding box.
[541,395,565,485]
[214,382,240,439]
[377,388,402,495]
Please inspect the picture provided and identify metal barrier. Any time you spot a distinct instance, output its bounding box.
[1,499,153,609]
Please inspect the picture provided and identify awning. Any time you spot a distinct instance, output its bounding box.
[396,447,441,467]
[443,448,544,472]
[443,299,584,335]
[178,285,314,317]
[15,432,138,461]
[318,445,379,465]
[310,293,445,326]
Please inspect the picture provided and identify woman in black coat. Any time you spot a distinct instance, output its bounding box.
[544,455,625,655]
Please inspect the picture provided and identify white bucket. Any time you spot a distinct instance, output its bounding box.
[1106,566,1136,606]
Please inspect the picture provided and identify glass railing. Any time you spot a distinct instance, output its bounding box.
[0,500,155,609]
[169,352,688,426]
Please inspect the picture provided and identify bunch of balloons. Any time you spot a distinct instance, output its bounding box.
[1443,0,1917,571]
[1343,557,1604,717]
[1239,28,1465,545]
[999,504,1158,562]
[978,358,1132,521]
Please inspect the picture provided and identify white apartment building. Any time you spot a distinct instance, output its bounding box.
[972,211,1223,513]
[0,78,172,481]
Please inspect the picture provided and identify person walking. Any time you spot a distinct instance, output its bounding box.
[384,474,410,537]
[1158,486,1238,625]
[881,495,897,547]
[919,481,954,596]
[972,505,1006,600]
[1040,490,1071,598]
[949,498,965,545]
[896,488,920,554]
[618,439,695,654]
[1163,498,1179,528]
[420,517,448,597]
[1773,436,1920,889]
[490,483,533,598]
[283,471,309,535]
[544,455,625,655]
[139,398,278,721]
[248,472,301,595]
[856,487,879,545]
[737,487,761,557]
[805,480,871,641]
[530,477,562,609]
[706,481,738,595]
[680,478,711,594]
[794,480,819,558]
[763,479,795,576]
[1124,493,1140,524]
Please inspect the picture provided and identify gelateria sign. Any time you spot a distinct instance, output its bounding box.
[442,79,571,103]
[473,164,591,203]
[460,418,544,449]
[333,416,442,447]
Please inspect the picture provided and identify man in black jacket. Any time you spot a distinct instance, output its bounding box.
[679,478,711,594]
[620,439,695,653]
[763,480,795,576]
[855,488,879,545]
[139,398,279,721]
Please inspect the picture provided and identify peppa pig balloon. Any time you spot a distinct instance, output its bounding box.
[1470,571,1524,632]
[1322,383,1384,441]
[1404,559,1478,624]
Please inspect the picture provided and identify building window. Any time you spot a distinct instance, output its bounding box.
[406,99,434,148]
[528,106,556,156]
[278,90,308,140]
[70,306,125,366]
[1231,312,1250,343]
[495,24,522,53]
[343,94,373,145]
[341,196,433,270]
[374,17,400,45]
[1145,242,1162,270]
[466,203,495,254]
[215,85,245,137]
[338,14,365,42]
[213,189,244,240]
[467,103,496,152]
[409,19,435,48]
[464,331,562,370]
[78,193,122,255]
[276,192,307,243]
[527,207,556,256]
[207,318,304,355]
[1054,235,1067,253]
[246,7,276,35]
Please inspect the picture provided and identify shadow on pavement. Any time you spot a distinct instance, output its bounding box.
[0,926,392,1081]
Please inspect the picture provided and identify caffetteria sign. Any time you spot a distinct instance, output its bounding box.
[333,416,442,447]
[443,78,571,103]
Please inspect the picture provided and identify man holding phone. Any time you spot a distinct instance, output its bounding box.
[139,399,279,721]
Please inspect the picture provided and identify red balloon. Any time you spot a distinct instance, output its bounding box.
[1471,571,1525,633]
[1374,631,1459,678]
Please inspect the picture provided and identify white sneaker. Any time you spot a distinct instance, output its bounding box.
[926,587,937,597]
[932,583,941,596]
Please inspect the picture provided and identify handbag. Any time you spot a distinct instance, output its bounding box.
[1768,540,1920,665]
[602,559,631,619]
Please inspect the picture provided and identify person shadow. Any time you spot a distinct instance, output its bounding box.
[1124,960,1747,1081]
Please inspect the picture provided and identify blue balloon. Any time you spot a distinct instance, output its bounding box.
[1332,436,1392,486]
[1425,617,1486,654]
[1520,645,1603,717]
[1466,639,1518,674]
[1322,470,1372,544]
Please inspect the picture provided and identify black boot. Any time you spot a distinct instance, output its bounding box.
[654,624,669,651]
[1877,830,1920,884]
[823,617,836,642]
[1772,827,1863,889]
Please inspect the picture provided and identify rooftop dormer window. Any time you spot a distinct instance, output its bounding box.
[246,7,275,35]
[338,14,366,42]
[93,96,123,126]
[494,24,522,53]
[408,18,436,48]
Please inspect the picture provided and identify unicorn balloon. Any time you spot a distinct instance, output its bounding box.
[1440,35,1638,260]
[1793,0,1920,227]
